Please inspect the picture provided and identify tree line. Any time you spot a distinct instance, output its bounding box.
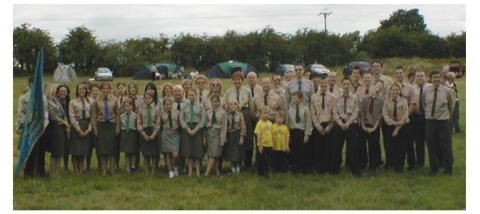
[13,9,466,76]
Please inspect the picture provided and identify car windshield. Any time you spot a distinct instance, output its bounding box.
[312,64,326,69]
[97,68,111,73]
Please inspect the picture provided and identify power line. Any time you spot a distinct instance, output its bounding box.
[318,9,333,33]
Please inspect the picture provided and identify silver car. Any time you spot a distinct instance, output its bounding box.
[95,67,114,81]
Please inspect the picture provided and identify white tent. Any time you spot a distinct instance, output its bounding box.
[53,63,77,83]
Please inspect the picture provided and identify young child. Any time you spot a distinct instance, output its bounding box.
[160,98,181,178]
[271,112,290,173]
[118,98,139,173]
[286,92,312,174]
[204,95,227,176]
[137,93,161,175]
[223,99,246,174]
[255,107,273,178]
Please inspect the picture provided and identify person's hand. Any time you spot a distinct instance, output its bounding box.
[239,137,244,146]
[258,146,264,154]
[319,126,325,135]
[142,133,149,141]
[115,130,120,136]
[286,147,290,153]
[94,129,98,136]
[206,124,211,128]
[149,135,156,141]
[392,129,399,137]
[303,135,309,144]
[341,123,348,131]
[324,127,331,134]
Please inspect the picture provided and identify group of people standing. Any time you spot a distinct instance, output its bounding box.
[16,60,460,178]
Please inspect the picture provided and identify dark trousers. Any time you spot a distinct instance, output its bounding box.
[244,119,257,168]
[382,119,394,169]
[452,100,461,132]
[311,123,331,173]
[272,150,289,172]
[364,124,381,170]
[426,119,453,173]
[336,124,361,175]
[403,118,416,170]
[412,114,426,167]
[257,147,273,177]
[384,124,408,172]
[24,133,47,177]
[289,129,308,173]
[358,129,368,170]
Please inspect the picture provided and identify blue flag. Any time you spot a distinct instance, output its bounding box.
[15,47,46,176]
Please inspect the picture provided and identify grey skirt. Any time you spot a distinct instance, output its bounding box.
[47,122,67,158]
[180,123,204,159]
[161,128,180,154]
[206,127,222,157]
[223,130,244,163]
[140,127,159,157]
[120,130,139,155]
[95,122,116,156]
[69,119,90,156]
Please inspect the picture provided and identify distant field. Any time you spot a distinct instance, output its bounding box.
[13,58,466,210]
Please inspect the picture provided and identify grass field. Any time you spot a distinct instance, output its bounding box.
[12,58,466,210]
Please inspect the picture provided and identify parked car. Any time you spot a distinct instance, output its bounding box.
[442,61,465,78]
[95,67,114,81]
[343,61,371,77]
[275,64,295,75]
[309,64,330,75]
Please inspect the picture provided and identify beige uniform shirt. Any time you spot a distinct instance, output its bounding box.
[197,89,209,104]
[247,84,263,99]
[252,89,285,120]
[225,87,254,113]
[48,97,69,125]
[160,109,180,130]
[383,96,409,126]
[118,111,138,131]
[137,103,161,136]
[226,111,246,136]
[285,77,315,105]
[360,94,384,126]
[328,84,344,98]
[179,101,207,130]
[333,92,359,126]
[286,103,313,136]
[422,84,455,120]
[411,83,432,114]
[69,97,92,133]
[16,90,49,131]
[202,93,226,112]
[310,91,335,131]
[206,108,228,144]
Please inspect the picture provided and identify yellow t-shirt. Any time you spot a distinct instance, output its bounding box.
[254,119,273,148]
[272,124,290,151]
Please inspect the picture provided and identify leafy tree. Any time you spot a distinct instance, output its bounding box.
[379,9,427,32]
[58,26,100,75]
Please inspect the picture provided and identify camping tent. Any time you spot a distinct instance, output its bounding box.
[207,61,257,78]
[133,63,181,80]
[53,63,77,83]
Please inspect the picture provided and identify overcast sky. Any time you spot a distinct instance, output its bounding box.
[13,4,465,44]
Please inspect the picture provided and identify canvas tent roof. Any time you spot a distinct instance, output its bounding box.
[206,61,257,78]
[53,63,77,83]
[132,63,180,80]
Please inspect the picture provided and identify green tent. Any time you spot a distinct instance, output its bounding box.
[207,61,257,78]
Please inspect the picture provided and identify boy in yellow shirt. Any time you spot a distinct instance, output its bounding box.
[272,112,290,173]
[254,107,273,178]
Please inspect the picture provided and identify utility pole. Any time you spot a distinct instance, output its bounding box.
[318,9,332,34]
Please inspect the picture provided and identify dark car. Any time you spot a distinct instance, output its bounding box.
[343,61,372,77]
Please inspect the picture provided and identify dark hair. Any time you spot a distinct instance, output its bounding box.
[430,70,441,78]
[56,84,71,122]
[292,91,303,99]
[100,82,112,90]
[127,82,138,96]
[28,76,34,86]
[144,82,158,105]
[210,94,220,102]
[75,82,88,98]
[395,65,405,71]
[231,71,244,80]
[342,77,352,84]
[352,66,361,71]
[89,83,100,91]
[371,59,382,66]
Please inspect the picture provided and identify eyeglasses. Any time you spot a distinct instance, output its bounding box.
[212,84,220,86]
[295,69,303,71]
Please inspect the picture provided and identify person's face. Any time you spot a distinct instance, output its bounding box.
[118,85,126,95]
[292,95,301,105]
[129,85,137,96]
[187,91,196,102]
[211,80,221,92]
[91,87,100,98]
[164,86,173,96]
[319,79,328,92]
[273,75,282,86]
[144,95,153,105]
[391,86,400,98]
[173,88,183,99]
[363,74,372,85]
[342,80,351,92]
[102,85,111,96]
[228,102,237,112]
[233,77,242,88]
[261,111,269,120]
[372,63,382,75]
[196,78,206,89]
[261,79,270,92]
[165,100,173,110]
[395,69,404,82]
[247,74,257,85]
[294,66,304,77]
[431,74,442,86]
[352,69,361,81]
[415,72,426,85]
[183,82,192,91]
[304,72,311,80]
[124,102,133,112]
[275,115,284,124]
[211,98,220,109]
[78,85,87,97]
[57,87,68,100]
[285,72,293,82]
[312,75,321,86]
[146,87,155,96]
[374,82,384,93]
[328,73,337,85]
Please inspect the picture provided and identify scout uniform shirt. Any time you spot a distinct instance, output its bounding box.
[227,111,247,136]
[118,111,138,132]
[202,93,226,112]
[116,95,128,114]
[253,89,285,120]
[197,89,209,104]
[91,94,118,134]
[286,103,313,137]
[271,123,290,152]
[173,98,188,113]
[248,84,263,100]
[160,109,180,130]
[225,86,253,110]
[351,81,362,94]
[129,95,142,113]
[286,77,314,105]
[69,97,92,133]
[16,90,49,132]
[137,103,161,136]
[179,101,207,130]
[254,119,273,148]
[333,92,360,126]
[422,84,455,120]
[310,90,336,131]
[412,82,432,114]
[206,108,228,144]
[382,96,409,126]
[48,96,69,126]
[361,93,384,127]
[328,84,344,98]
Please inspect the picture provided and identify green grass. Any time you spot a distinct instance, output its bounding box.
[13,58,466,210]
